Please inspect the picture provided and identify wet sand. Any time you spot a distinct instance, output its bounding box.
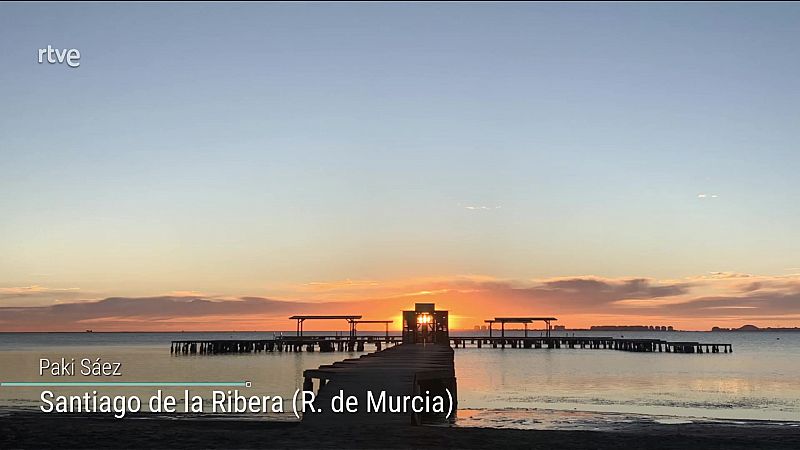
[2,413,799,449]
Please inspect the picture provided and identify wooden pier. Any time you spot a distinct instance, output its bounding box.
[167,304,733,426]
[448,336,733,353]
[170,308,731,356]
[170,335,401,355]
[302,343,456,425]
[171,335,731,355]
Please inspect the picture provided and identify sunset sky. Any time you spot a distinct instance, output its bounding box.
[1,3,799,331]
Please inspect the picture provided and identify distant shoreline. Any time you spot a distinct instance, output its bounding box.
[711,325,800,332]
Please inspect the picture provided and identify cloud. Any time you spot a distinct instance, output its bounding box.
[463,205,502,210]
[1,274,799,331]
[376,275,800,326]
[0,285,80,297]
[655,290,800,316]
[704,272,753,279]
[451,275,800,321]
[305,279,381,291]
[0,285,84,307]
[167,290,207,297]
[431,276,692,314]
[539,277,690,299]
[0,296,325,331]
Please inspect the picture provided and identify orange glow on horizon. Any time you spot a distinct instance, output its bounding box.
[3,273,800,332]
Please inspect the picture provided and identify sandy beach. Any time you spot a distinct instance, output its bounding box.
[2,412,799,449]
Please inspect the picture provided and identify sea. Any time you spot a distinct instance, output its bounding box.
[1,331,799,428]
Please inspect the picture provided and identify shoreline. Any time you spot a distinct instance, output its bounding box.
[4,405,800,428]
[2,411,799,449]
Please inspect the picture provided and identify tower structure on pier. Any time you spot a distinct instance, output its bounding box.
[402,303,449,344]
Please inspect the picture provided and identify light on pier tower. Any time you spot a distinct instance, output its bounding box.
[402,303,449,344]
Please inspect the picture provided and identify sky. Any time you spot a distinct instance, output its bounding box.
[1,3,799,331]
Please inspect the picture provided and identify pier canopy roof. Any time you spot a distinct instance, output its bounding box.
[484,317,558,337]
[485,317,557,323]
[289,315,362,320]
[289,315,363,337]
[351,320,393,337]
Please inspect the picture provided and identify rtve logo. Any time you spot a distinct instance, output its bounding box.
[38,45,81,68]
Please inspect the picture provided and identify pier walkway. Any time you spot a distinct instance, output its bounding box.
[302,343,456,425]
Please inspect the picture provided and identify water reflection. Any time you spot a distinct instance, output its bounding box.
[1,331,799,423]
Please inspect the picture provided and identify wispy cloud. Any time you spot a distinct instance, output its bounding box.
[0,285,80,296]
[167,290,208,297]
[463,205,502,211]
[0,285,84,306]
[305,279,380,290]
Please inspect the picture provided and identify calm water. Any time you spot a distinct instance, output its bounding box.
[1,331,798,425]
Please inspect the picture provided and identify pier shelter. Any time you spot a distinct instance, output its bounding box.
[485,317,557,338]
[352,320,393,339]
[289,315,362,338]
[402,303,449,344]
